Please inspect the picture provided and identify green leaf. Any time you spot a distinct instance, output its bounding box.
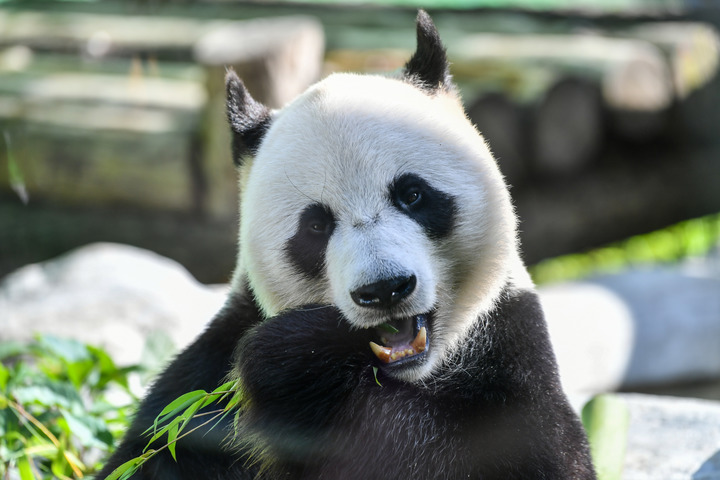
[224,385,244,411]
[17,455,36,480]
[87,344,134,390]
[61,410,113,448]
[167,422,179,461]
[37,336,91,364]
[143,390,204,438]
[378,323,399,334]
[0,340,27,360]
[0,363,9,390]
[65,360,94,388]
[13,381,83,410]
[581,394,630,480]
[372,367,382,387]
[178,400,203,433]
[144,416,183,452]
[157,390,207,420]
[104,456,144,480]
[50,447,70,479]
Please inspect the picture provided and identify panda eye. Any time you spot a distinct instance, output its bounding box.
[404,190,421,207]
[396,185,423,210]
[299,204,335,238]
[308,219,330,235]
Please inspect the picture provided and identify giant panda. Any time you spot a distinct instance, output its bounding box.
[99,11,596,480]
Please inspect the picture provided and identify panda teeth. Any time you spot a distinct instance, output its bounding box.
[412,326,427,353]
[369,327,427,364]
[369,342,392,363]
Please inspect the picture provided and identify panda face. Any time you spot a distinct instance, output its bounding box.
[237,74,516,381]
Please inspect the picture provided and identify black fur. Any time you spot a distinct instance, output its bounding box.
[226,69,273,166]
[285,204,336,278]
[390,173,457,239]
[234,286,595,479]
[403,10,453,93]
[96,291,263,480]
[99,285,594,479]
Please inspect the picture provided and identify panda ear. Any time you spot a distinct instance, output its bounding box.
[225,68,273,166]
[403,10,453,93]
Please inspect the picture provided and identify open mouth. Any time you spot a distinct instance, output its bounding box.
[368,313,430,366]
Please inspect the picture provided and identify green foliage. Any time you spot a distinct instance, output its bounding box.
[105,381,242,480]
[0,336,139,479]
[582,394,630,480]
[530,212,720,284]
[0,336,635,480]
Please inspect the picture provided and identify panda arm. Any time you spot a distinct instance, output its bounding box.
[234,305,373,459]
[97,291,263,479]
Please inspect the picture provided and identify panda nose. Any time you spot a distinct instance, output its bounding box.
[351,275,416,309]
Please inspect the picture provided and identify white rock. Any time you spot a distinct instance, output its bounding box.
[541,282,635,393]
[592,268,720,387]
[0,243,227,365]
[621,394,720,479]
[541,262,720,394]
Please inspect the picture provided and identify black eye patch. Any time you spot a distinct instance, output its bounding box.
[390,173,457,239]
[285,204,336,278]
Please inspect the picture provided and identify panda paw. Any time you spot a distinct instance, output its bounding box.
[234,305,372,444]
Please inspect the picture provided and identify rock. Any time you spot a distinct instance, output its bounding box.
[541,261,720,394]
[541,282,635,393]
[621,394,720,479]
[0,243,227,366]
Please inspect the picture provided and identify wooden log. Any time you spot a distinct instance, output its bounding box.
[0,10,220,58]
[194,16,324,220]
[532,76,603,176]
[0,14,325,222]
[466,91,528,184]
[453,33,674,112]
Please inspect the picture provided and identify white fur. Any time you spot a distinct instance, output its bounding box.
[234,73,522,382]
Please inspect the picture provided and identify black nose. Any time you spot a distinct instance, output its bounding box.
[350,275,417,309]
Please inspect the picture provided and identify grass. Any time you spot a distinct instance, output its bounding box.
[529,212,720,285]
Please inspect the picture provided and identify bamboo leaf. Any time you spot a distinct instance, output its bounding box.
[167,422,179,461]
[156,390,207,421]
[144,415,183,452]
[104,457,144,480]
[372,367,382,387]
[145,390,207,436]
[17,455,36,480]
[378,323,399,334]
[178,401,203,434]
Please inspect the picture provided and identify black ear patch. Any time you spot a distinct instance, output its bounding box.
[225,69,273,166]
[403,10,452,94]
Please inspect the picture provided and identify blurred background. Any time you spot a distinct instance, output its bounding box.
[1,0,718,284]
[1,1,720,477]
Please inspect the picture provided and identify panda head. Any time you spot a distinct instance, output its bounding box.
[227,11,524,382]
